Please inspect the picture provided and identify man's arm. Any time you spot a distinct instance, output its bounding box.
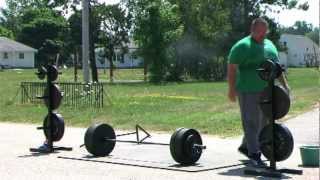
[227,64,237,102]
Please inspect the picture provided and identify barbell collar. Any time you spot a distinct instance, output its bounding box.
[36,96,48,99]
[193,144,206,150]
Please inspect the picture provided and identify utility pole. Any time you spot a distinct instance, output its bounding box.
[82,0,90,83]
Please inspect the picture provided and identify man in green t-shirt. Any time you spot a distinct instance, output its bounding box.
[227,18,290,167]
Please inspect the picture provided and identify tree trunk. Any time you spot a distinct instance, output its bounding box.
[109,56,114,82]
[89,36,99,82]
[144,60,148,82]
[74,51,78,82]
[104,58,106,74]
[243,0,251,35]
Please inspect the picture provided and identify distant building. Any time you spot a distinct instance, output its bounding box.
[0,37,37,68]
[279,34,319,67]
[95,41,143,69]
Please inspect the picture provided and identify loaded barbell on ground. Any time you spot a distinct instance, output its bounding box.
[83,123,206,165]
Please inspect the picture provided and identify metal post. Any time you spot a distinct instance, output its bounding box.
[47,69,53,152]
[82,0,90,83]
[269,81,276,169]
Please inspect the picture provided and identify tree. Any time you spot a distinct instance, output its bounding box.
[67,4,104,82]
[0,26,13,38]
[163,0,231,81]
[98,3,132,82]
[0,0,23,38]
[281,20,313,35]
[0,0,71,38]
[17,8,67,66]
[67,10,82,81]
[125,0,183,82]
[306,27,319,45]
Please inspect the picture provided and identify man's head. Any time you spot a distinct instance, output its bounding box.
[250,18,269,43]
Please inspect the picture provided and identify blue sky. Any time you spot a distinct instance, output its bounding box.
[0,0,318,27]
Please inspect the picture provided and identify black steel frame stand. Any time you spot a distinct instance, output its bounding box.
[244,80,303,178]
[30,65,72,153]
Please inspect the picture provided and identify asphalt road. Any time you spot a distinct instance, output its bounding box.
[0,108,318,180]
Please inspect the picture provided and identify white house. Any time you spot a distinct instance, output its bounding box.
[0,37,37,68]
[95,41,143,69]
[279,34,320,67]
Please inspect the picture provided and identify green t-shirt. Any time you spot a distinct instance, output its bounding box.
[228,36,279,92]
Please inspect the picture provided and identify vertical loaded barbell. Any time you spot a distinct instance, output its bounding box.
[30,65,72,153]
[244,60,302,177]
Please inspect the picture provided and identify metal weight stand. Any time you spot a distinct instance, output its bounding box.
[244,62,303,177]
[30,65,72,153]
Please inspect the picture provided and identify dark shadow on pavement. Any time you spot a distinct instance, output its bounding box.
[218,164,293,179]
[18,151,59,158]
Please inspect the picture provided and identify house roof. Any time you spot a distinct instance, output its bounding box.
[280,34,319,48]
[0,37,37,52]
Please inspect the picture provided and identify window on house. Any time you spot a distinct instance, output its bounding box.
[131,53,138,59]
[19,53,24,59]
[117,53,125,63]
[3,52,8,59]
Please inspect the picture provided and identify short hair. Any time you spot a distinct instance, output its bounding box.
[251,18,269,30]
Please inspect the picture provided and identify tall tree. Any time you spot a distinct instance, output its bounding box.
[0,0,71,37]
[98,3,132,82]
[0,26,14,38]
[164,0,231,80]
[281,20,313,35]
[125,0,183,82]
[17,8,67,66]
[306,27,319,45]
[67,4,103,82]
[226,0,309,45]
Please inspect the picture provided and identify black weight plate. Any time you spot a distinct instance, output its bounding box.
[260,85,290,120]
[258,60,275,81]
[44,84,63,110]
[170,128,203,165]
[36,66,47,80]
[43,113,65,142]
[47,65,58,82]
[84,123,116,157]
[169,128,185,164]
[257,60,283,81]
[259,123,294,162]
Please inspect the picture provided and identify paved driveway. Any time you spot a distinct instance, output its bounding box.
[0,108,318,180]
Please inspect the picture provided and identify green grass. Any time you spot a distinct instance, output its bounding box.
[0,68,318,137]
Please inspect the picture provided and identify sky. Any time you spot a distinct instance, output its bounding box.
[0,0,318,28]
[266,0,319,27]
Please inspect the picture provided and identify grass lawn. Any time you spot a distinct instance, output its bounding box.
[0,68,319,137]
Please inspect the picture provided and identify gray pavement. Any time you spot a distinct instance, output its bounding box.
[0,108,319,180]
